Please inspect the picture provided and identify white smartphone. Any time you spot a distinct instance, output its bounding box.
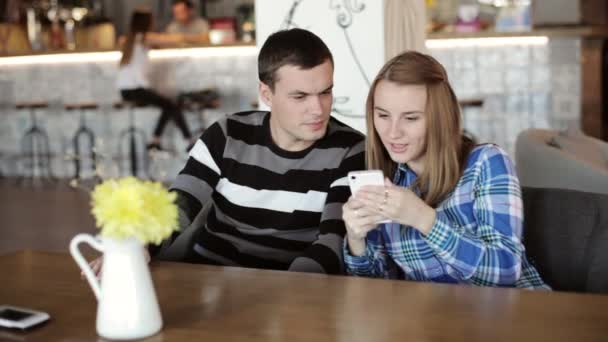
[348,170,390,223]
[0,305,50,330]
[348,170,385,196]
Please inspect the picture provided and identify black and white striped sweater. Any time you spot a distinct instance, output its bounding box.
[168,110,364,274]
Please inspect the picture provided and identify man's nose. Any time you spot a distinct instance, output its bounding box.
[308,95,323,114]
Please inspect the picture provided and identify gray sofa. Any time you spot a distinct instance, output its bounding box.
[522,187,608,294]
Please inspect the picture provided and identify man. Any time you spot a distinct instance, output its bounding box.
[161,28,365,274]
[165,0,210,43]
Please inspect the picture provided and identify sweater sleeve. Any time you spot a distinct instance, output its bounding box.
[343,227,400,278]
[150,122,225,255]
[288,140,365,274]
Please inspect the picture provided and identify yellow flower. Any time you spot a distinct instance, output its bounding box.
[91,177,178,244]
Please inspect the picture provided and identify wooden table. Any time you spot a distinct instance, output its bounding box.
[2,250,608,341]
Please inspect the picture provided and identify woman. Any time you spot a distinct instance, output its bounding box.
[343,51,548,289]
[117,9,196,151]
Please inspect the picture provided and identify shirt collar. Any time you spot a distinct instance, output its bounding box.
[394,163,418,187]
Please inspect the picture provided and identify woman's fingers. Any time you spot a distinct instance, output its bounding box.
[344,195,389,239]
[354,193,385,214]
[348,210,385,235]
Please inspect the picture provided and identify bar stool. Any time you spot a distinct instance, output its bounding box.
[114,101,148,177]
[16,101,54,183]
[65,102,98,180]
[178,89,221,136]
[189,100,221,137]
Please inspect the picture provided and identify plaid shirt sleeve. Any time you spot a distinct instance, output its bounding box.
[422,146,526,286]
[344,229,398,278]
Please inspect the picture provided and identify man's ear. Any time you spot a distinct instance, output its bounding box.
[259,81,273,109]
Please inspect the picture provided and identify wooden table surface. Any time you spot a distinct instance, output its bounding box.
[1,250,608,341]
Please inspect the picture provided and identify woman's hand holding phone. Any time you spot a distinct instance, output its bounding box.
[342,196,385,256]
[343,170,388,256]
[354,178,437,235]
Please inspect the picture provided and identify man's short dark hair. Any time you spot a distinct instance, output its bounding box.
[258,28,334,91]
[172,0,193,8]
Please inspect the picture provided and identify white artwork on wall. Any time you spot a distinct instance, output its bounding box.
[255,0,385,132]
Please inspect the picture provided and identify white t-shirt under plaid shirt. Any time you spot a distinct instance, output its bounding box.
[344,144,550,289]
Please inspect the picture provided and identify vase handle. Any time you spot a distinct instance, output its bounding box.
[69,233,104,300]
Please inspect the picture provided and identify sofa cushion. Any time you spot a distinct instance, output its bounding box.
[522,187,608,293]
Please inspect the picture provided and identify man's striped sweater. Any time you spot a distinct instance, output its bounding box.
[167,110,365,274]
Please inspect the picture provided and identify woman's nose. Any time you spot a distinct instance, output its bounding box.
[388,120,402,139]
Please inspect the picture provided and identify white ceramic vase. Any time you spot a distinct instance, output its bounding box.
[70,233,162,340]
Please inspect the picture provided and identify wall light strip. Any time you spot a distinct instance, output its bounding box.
[149,46,258,59]
[0,51,121,66]
[0,46,258,66]
[426,36,549,49]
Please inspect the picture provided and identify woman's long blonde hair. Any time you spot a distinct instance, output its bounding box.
[119,10,152,66]
[365,51,475,207]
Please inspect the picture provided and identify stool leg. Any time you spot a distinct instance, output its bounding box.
[118,127,147,177]
[129,107,138,176]
[87,128,97,176]
[118,128,129,176]
[73,108,98,180]
[130,126,138,176]
[135,128,148,178]
[80,108,97,175]
[73,128,98,180]
[20,127,35,179]
[19,126,53,185]
[73,129,82,179]
[118,106,147,177]
[36,127,54,180]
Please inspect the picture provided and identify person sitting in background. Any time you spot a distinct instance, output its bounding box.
[117,9,196,151]
[166,0,210,44]
[342,51,549,289]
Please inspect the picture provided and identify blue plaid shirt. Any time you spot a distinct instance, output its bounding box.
[344,145,549,289]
